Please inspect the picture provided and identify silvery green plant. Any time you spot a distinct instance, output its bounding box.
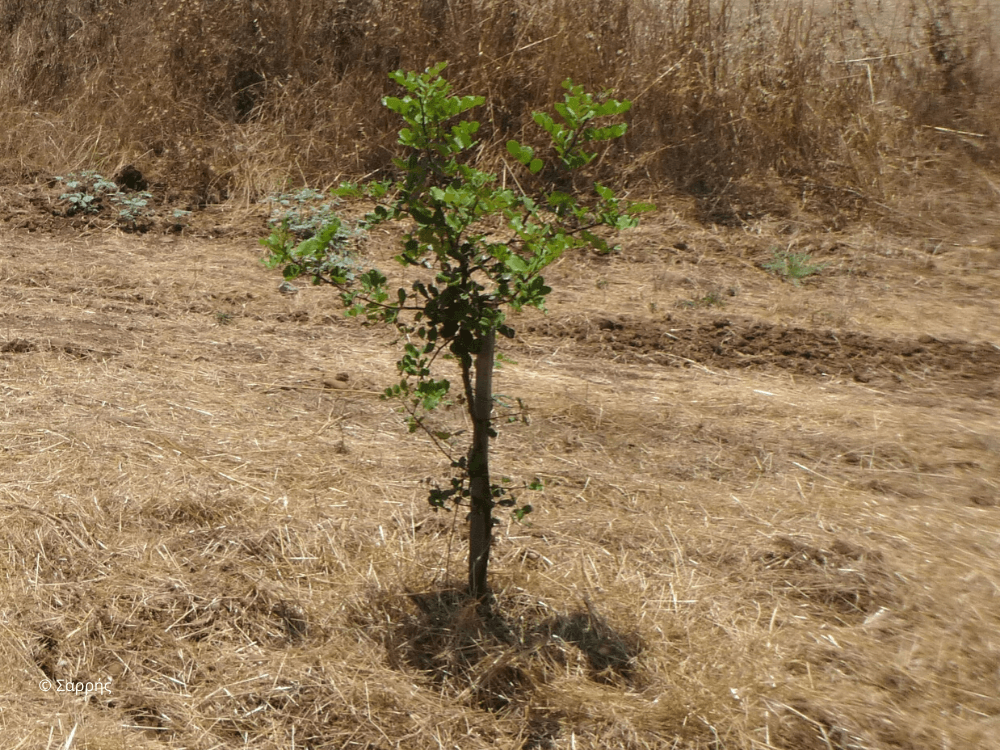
[112,191,154,226]
[267,187,341,239]
[55,171,156,228]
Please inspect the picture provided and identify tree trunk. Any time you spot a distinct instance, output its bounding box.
[467,328,495,600]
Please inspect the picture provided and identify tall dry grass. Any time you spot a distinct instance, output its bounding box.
[1,0,998,218]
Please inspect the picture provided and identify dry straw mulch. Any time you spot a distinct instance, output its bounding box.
[1,211,999,748]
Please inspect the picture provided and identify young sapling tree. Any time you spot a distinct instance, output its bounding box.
[262,63,651,600]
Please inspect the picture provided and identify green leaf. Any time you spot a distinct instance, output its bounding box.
[595,183,615,201]
[505,254,528,274]
[547,191,574,210]
[415,378,450,411]
[554,101,573,125]
[532,111,558,137]
[506,140,534,166]
[590,123,628,141]
[383,96,405,113]
[426,61,448,77]
[594,99,631,117]
[368,181,390,200]
[333,183,363,198]
[581,229,610,255]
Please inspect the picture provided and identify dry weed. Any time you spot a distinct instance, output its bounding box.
[0,0,997,230]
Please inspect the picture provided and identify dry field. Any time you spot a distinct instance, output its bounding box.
[1,186,998,749]
[1,0,1000,746]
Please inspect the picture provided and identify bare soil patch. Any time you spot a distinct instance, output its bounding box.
[525,312,1000,395]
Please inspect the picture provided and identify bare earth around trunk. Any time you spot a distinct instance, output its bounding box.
[1,202,998,749]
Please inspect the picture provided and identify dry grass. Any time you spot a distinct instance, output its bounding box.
[0,0,998,230]
[1,200,998,747]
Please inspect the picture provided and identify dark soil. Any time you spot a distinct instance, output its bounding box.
[522,313,1000,394]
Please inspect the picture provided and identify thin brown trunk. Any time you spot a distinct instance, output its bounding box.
[467,328,495,600]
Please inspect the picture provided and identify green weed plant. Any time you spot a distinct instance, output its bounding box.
[763,249,828,285]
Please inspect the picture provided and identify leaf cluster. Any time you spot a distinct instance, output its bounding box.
[507,79,631,173]
[54,171,159,228]
[267,188,344,240]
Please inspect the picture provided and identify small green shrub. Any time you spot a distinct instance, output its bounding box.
[262,63,651,600]
[763,249,828,285]
[264,188,366,277]
[59,191,99,215]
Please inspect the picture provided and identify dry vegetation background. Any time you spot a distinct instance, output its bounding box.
[0,0,998,224]
[1,0,1000,748]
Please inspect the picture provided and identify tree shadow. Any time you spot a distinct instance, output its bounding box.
[539,600,642,685]
[354,585,644,714]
